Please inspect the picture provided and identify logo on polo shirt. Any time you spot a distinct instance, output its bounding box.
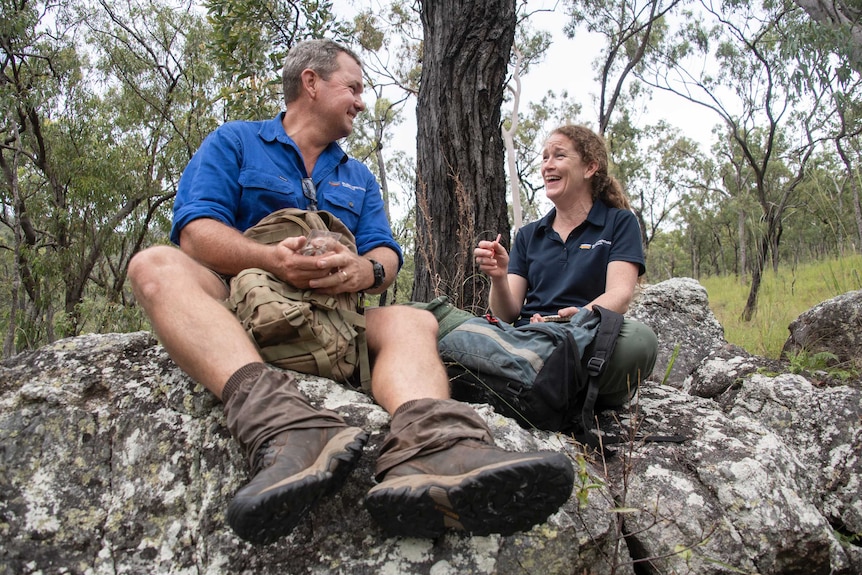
[579,239,612,250]
[329,181,366,192]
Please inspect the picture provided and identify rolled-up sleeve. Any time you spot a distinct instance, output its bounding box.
[171,128,244,245]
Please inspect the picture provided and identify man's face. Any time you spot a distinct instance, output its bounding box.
[318,52,366,140]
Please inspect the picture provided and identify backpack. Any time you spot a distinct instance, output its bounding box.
[225,208,370,389]
[437,305,623,442]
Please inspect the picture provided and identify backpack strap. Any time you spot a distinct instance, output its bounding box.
[573,305,624,447]
[339,306,371,392]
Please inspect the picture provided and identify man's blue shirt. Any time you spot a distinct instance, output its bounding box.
[508,201,645,325]
[171,113,403,265]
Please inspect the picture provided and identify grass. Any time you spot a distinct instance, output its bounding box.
[699,254,862,359]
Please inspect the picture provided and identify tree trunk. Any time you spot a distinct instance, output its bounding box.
[836,138,862,251]
[742,209,780,321]
[738,207,746,279]
[854,179,862,250]
[413,0,516,313]
[742,240,766,322]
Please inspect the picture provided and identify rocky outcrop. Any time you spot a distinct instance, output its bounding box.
[782,288,862,371]
[1,278,860,575]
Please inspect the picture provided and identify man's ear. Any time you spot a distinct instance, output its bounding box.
[300,68,319,99]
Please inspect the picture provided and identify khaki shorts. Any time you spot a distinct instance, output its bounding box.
[208,268,232,295]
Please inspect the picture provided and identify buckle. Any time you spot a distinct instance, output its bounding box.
[505,381,523,397]
[586,356,606,376]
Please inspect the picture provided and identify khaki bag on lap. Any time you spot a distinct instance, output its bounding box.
[226,208,370,389]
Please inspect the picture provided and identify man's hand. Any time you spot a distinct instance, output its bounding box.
[268,237,365,294]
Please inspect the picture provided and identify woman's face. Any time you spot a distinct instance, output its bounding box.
[541,134,597,204]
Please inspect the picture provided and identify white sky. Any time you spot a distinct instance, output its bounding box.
[522,2,718,145]
[332,0,721,208]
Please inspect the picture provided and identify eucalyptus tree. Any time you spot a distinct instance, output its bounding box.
[0,0,227,355]
[0,0,153,352]
[637,0,823,320]
[205,0,350,120]
[783,150,855,260]
[84,0,221,314]
[624,121,704,251]
[412,0,516,312]
[790,10,862,251]
[0,0,78,353]
[562,0,686,135]
[792,0,862,70]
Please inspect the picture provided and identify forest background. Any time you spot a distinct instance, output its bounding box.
[2,0,862,361]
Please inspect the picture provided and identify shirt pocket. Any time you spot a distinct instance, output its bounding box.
[320,185,363,230]
[238,171,303,223]
[238,171,301,198]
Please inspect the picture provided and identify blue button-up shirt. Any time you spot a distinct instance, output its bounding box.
[171,113,403,265]
[508,201,645,325]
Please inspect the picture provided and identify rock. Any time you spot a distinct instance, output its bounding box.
[1,278,861,575]
[782,288,862,372]
[629,277,727,388]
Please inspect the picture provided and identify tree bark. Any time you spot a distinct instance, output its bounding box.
[413,0,516,313]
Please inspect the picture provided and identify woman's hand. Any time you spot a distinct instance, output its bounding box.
[529,306,580,323]
[474,233,509,280]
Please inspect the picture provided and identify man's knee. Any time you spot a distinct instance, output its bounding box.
[128,246,173,294]
[130,245,224,303]
[366,305,440,343]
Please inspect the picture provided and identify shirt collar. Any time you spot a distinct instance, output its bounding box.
[259,113,349,171]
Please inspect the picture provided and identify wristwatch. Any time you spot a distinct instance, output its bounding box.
[369,259,385,289]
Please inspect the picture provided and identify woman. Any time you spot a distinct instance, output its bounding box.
[474,124,658,406]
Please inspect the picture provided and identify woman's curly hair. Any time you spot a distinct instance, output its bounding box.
[549,125,631,210]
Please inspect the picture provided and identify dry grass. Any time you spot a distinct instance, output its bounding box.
[700,254,862,358]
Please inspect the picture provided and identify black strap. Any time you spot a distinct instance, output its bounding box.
[601,433,690,445]
[576,306,624,438]
[573,307,689,453]
[586,305,624,379]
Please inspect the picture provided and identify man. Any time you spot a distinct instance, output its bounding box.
[129,38,574,545]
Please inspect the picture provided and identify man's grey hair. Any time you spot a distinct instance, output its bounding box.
[282,39,362,105]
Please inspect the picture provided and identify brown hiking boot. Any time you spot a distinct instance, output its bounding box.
[227,425,368,544]
[365,439,574,538]
[364,398,574,538]
[220,363,368,544]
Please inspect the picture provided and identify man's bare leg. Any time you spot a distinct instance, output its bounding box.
[128,245,259,398]
[364,305,450,413]
[129,245,368,544]
[363,305,575,538]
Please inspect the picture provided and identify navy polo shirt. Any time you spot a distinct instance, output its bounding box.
[171,113,403,265]
[509,201,645,325]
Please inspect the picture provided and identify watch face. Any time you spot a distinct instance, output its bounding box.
[371,259,385,288]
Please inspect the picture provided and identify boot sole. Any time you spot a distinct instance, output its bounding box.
[364,452,574,538]
[227,427,369,545]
